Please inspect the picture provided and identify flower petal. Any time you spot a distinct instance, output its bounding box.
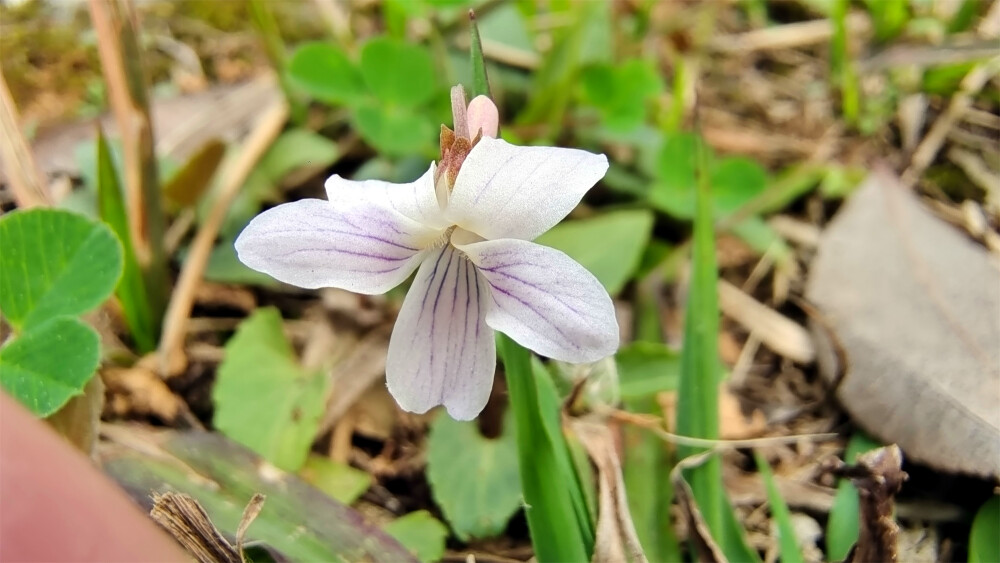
[447,137,609,240]
[325,162,449,230]
[235,197,442,293]
[457,238,619,362]
[386,245,496,420]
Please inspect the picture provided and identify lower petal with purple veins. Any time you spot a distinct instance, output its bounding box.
[385,245,496,420]
[456,238,619,363]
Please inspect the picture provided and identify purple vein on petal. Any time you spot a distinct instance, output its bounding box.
[471,151,520,205]
[271,228,419,251]
[487,282,580,351]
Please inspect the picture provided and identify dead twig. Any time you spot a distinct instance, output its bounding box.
[158,100,289,376]
[717,279,816,364]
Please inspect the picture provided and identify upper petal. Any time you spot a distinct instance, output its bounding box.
[326,162,450,230]
[235,197,442,294]
[456,238,619,362]
[447,137,609,240]
[385,245,496,420]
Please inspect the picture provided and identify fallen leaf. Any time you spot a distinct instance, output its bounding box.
[807,167,1000,477]
[571,419,649,563]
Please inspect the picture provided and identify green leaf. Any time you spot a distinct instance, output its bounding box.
[580,59,661,132]
[616,341,680,400]
[826,432,883,561]
[498,336,593,562]
[534,210,654,295]
[383,511,448,563]
[258,128,341,183]
[213,308,330,472]
[299,454,372,505]
[651,136,769,220]
[0,208,123,331]
[203,238,280,287]
[710,157,769,216]
[287,42,367,106]
[360,38,436,108]
[352,104,436,156]
[0,317,99,416]
[755,452,805,563]
[650,132,699,218]
[162,139,227,208]
[970,496,1000,563]
[97,129,157,352]
[104,431,418,562]
[426,410,521,540]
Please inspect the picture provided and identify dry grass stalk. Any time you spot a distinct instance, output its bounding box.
[0,72,51,208]
[710,13,871,53]
[717,280,816,364]
[88,0,165,270]
[158,100,289,376]
[902,55,1000,188]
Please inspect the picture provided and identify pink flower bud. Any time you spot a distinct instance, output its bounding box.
[466,95,499,138]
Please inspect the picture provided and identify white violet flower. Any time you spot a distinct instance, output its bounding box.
[235,96,619,420]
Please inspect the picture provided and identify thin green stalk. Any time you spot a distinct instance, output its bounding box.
[831,0,859,126]
[248,0,306,124]
[664,56,687,133]
[97,129,156,352]
[499,336,592,562]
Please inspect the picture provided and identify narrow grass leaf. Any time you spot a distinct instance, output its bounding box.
[499,335,592,562]
[618,343,682,561]
[674,137,759,562]
[755,452,805,563]
[97,129,157,352]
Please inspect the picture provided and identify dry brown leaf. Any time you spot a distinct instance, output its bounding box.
[46,376,104,456]
[671,452,729,563]
[102,364,186,422]
[719,385,768,440]
[808,168,1000,477]
[571,419,649,563]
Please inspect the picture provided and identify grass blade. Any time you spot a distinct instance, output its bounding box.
[674,136,760,562]
[754,452,805,563]
[97,128,156,352]
[499,335,592,562]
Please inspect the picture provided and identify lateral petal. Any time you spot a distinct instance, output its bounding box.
[386,245,496,420]
[326,162,449,230]
[235,198,442,293]
[447,137,609,240]
[457,238,619,363]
